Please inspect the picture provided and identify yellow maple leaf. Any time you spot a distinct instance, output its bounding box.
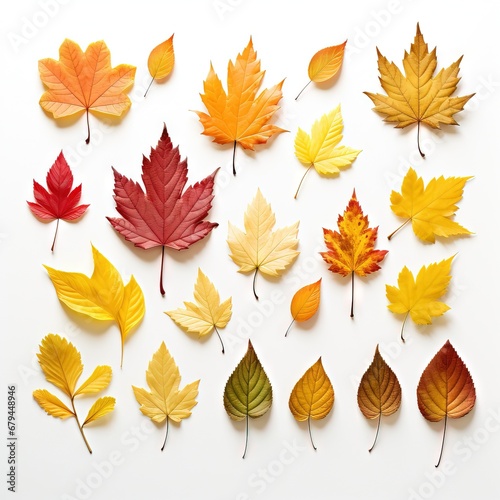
[194,37,286,175]
[228,189,299,299]
[132,342,199,451]
[39,39,136,143]
[389,167,472,243]
[294,105,361,198]
[289,357,334,450]
[165,268,232,353]
[364,24,474,156]
[33,334,114,453]
[386,256,454,341]
[44,244,145,367]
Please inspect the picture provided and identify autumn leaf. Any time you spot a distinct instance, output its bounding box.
[107,124,218,296]
[224,340,272,458]
[33,334,114,453]
[417,340,476,467]
[321,190,388,317]
[144,34,175,97]
[194,37,286,175]
[294,106,361,198]
[295,40,347,100]
[364,24,474,156]
[388,167,472,243]
[44,244,145,366]
[39,39,136,144]
[285,279,321,337]
[289,357,334,450]
[166,268,232,353]
[228,189,299,300]
[132,341,199,451]
[27,151,89,251]
[357,345,401,451]
[386,256,454,342]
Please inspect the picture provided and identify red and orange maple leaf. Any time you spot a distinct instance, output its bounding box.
[107,125,218,296]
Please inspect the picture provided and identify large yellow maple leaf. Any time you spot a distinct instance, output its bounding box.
[195,38,286,175]
[364,24,474,157]
[228,189,299,299]
[39,39,136,144]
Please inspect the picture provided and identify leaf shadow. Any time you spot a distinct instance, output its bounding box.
[313,64,345,93]
[286,311,321,338]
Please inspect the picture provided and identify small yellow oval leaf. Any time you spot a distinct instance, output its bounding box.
[148,34,175,81]
[308,41,347,83]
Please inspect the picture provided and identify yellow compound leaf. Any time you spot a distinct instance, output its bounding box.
[417,340,476,466]
[357,345,401,451]
[132,342,199,451]
[389,167,472,243]
[294,106,361,197]
[33,334,114,453]
[364,24,474,156]
[166,268,232,353]
[144,34,175,97]
[228,189,299,300]
[289,358,334,450]
[285,278,321,337]
[386,256,454,341]
[44,244,145,366]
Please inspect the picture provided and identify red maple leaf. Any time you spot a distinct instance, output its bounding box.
[107,124,219,296]
[27,151,89,251]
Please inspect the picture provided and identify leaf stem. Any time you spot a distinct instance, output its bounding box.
[71,397,92,454]
[308,417,317,451]
[435,414,447,467]
[232,141,237,176]
[350,272,355,318]
[368,413,381,452]
[214,326,225,354]
[400,312,410,343]
[85,110,91,145]
[295,80,312,101]
[252,268,259,301]
[144,77,155,98]
[417,121,425,158]
[294,165,313,199]
[161,417,170,451]
[51,218,60,252]
[284,319,295,337]
[242,414,249,459]
[160,246,166,296]
[387,219,411,240]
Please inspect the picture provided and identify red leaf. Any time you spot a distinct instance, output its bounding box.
[107,124,219,296]
[27,151,89,251]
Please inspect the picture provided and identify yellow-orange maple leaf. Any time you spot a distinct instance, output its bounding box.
[321,190,388,318]
[364,24,474,157]
[39,39,136,144]
[195,38,286,175]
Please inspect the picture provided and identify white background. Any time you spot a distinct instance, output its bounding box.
[1,1,499,499]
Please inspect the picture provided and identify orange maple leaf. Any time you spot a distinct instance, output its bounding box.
[195,38,286,175]
[321,190,388,318]
[39,39,136,144]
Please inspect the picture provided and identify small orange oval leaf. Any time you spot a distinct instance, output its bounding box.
[308,41,347,83]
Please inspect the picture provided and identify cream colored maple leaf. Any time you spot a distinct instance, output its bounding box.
[227,189,299,299]
[166,269,232,353]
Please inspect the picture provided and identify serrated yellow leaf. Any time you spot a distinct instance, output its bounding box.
[33,334,114,453]
[166,268,232,353]
[364,24,474,156]
[44,244,145,366]
[227,189,299,299]
[33,389,74,419]
[75,366,112,396]
[144,34,175,97]
[132,342,199,450]
[82,396,116,426]
[294,106,361,197]
[386,256,454,341]
[389,167,472,243]
[289,358,334,450]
